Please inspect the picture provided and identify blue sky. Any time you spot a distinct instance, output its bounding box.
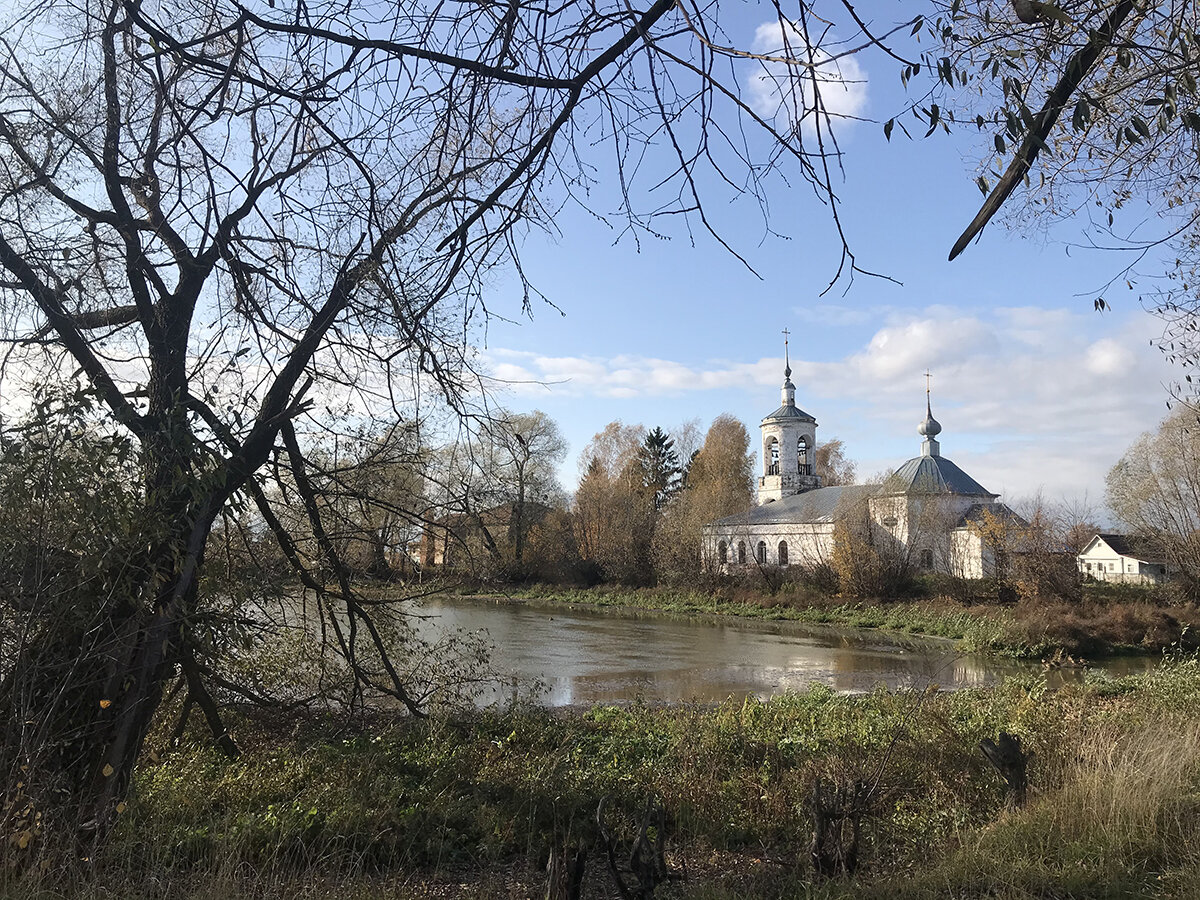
[469,3,1178,511]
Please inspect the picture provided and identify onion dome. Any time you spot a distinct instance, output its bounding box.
[918,405,942,437]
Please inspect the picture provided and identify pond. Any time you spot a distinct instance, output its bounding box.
[410,595,1155,707]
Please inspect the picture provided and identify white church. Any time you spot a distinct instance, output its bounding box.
[702,349,1018,579]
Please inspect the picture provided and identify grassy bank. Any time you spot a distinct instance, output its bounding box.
[454,583,1200,660]
[499,584,1035,655]
[8,659,1200,898]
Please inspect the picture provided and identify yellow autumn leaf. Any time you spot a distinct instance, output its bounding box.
[101,764,114,777]
[99,699,112,709]
[17,831,30,849]
[116,802,127,814]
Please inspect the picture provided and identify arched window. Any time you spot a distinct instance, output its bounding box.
[798,436,810,475]
[756,541,767,564]
[737,541,746,564]
[718,541,728,564]
[767,438,780,475]
[778,541,789,567]
[920,548,934,569]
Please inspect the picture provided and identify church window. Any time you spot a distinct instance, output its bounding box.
[767,438,780,475]
[798,436,810,475]
[737,541,746,565]
[920,549,934,569]
[718,541,728,564]
[778,541,789,566]
[756,541,767,564]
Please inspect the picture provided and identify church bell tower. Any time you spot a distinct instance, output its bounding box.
[758,330,820,503]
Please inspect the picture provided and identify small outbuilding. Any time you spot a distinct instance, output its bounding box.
[1076,533,1168,585]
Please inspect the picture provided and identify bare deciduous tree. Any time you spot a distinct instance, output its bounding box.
[0,0,903,839]
[433,410,566,578]
[1107,408,1200,593]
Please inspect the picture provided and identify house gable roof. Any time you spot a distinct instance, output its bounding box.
[1080,533,1166,564]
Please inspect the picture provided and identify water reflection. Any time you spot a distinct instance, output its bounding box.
[410,597,1154,707]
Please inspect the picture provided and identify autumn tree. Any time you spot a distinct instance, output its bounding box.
[815,438,857,487]
[573,456,613,574]
[655,414,755,577]
[572,422,655,584]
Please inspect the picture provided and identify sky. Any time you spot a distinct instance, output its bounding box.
[0,0,1176,518]
[463,3,1181,515]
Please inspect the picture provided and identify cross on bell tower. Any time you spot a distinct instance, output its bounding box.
[780,328,796,406]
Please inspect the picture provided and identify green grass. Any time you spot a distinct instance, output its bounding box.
[6,658,1200,898]
[459,582,1200,660]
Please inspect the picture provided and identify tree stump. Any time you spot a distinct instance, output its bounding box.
[980,731,1030,808]
[546,843,588,900]
[810,778,869,878]
[597,796,676,899]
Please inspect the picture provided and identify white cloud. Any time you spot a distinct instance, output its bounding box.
[481,304,1178,504]
[1085,338,1134,376]
[852,317,998,380]
[481,351,771,397]
[746,21,868,132]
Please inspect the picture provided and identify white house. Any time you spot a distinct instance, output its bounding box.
[1077,534,1168,585]
[702,348,1020,578]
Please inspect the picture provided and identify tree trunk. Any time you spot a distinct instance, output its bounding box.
[0,401,231,850]
[367,529,393,580]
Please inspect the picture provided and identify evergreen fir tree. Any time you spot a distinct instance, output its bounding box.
[638,427,682,511]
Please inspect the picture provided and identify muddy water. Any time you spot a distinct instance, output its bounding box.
[411,596,1154,707]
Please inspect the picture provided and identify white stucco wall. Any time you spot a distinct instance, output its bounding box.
[702,522,835,570]
[703,514,992,579]
[950,529,986,579]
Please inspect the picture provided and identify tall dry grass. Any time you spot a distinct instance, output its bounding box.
[803,717,1200,900]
